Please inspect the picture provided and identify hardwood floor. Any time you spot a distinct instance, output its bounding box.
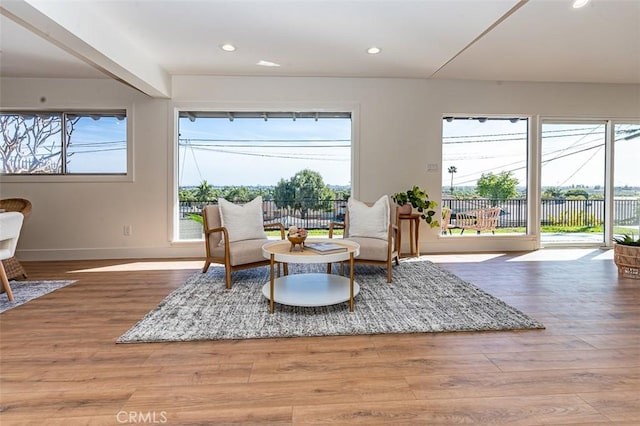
[0,249,638,425]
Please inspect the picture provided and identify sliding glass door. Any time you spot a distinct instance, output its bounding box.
[540,120,639,246]
[613,123,640,239]
[540,121,606,245]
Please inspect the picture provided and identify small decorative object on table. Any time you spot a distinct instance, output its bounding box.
[287,226,308,251]
[305,242,347,255]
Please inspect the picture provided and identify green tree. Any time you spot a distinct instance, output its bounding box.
[195,180,214,201]
[273,178,296,209]
[334,189,350,201]
[564,189,589,199]
[222,186,252,202]
[274,169,333,217]
[178,188,197,202]
[542,186,564,199]
[476,171,518,205]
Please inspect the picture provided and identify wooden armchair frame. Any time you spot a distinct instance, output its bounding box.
[328,201,400,283]
[202,206,286,289]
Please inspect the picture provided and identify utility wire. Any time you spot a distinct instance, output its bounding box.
[558,146,604,187]
[186,146,349,161]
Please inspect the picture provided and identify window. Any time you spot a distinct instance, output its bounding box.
[442,116,529,235]
[540,121,606,244]
[1,111,127,175]
[613,122,640,238]
[176,111,352,240]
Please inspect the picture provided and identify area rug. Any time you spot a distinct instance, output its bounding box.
[0,280,76,313]
[118,260,543,343]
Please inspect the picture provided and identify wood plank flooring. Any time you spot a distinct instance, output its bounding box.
[1,250,638,425]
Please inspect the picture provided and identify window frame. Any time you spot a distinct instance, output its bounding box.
[168,102,360,244]
[440,114,534,239]
[0,108,133,183]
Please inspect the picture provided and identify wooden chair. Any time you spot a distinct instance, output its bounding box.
[0,198,32,280]
[201,204,286,289]
[455,207,502,234]
[328,197,399,283]
[0,212,25,301]
[441,207,455,235]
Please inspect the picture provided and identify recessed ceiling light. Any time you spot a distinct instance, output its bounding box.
[256,60,280,67]
[220,43,236,52]
[367,47,381,55]
[572,0,589,8]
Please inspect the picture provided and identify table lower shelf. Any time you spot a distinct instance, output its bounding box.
[261,273,360,307]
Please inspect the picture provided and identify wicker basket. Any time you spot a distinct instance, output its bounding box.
[0,198,32,217]
[614,243,640,279]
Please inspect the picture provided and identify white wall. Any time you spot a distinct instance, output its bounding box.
[1,76,639,260]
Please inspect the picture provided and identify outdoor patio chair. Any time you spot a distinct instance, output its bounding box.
[441,207,457,235]
[201,197,286,289]
[328,195,399,283]
[456,207,502,234]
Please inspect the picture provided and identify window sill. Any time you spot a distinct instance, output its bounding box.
[1,174,133,184]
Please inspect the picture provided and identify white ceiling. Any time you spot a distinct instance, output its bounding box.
[1,0,638,98]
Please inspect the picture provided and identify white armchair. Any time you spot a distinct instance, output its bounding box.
[0,212,25,301]
[329,195,399,283]
[201,198,286,289]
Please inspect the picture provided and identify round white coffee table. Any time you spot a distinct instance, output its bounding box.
[261,239,360,313]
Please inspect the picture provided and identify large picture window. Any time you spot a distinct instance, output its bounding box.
[1,111,127,175]
[176,111,352,240]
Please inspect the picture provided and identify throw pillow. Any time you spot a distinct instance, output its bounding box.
[347,195,390,240]
[218,196,266,244]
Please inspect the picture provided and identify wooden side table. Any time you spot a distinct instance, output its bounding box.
[398,213,421,257]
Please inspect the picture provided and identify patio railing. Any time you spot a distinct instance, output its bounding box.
[179,197,639,239]
[441,197,639,228]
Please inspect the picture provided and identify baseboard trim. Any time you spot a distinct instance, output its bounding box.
[16,245,205,261]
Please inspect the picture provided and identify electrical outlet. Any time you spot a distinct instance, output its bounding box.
[123,225,132,236]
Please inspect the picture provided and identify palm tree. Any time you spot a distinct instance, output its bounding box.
[195,180,213,201]
[448,166,457,193]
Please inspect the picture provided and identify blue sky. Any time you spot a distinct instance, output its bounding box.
[62,115,638,191]
[67,116,127,173]
[178,117,351,187]
[443,120,639,190]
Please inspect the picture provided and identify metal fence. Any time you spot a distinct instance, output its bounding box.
[179,197,639,237]
[180,199,348,230]
[441,197,640,228]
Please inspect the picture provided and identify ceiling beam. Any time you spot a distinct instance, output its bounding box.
[1,0,171,98]
[429,0,529,79]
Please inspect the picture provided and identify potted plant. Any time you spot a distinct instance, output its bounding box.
[613,233,640,279]
[391,186,439,228]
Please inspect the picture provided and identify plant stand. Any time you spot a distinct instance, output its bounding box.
[614,244,640,279]
[398,213,421,258]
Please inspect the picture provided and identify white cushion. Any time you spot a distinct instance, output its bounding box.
[218,196,266,244]
[348,195,390,241]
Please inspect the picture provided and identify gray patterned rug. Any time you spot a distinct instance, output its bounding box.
[0,280,76,313]
[118,260,543,342]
